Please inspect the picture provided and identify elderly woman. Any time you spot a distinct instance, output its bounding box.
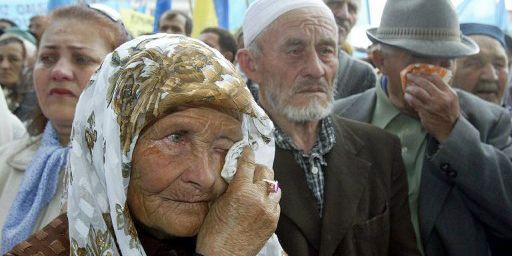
[5,34,283,255]
[0,4,130,253]
[0,29,37,120]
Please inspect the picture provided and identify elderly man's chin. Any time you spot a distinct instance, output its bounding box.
[281,97,333,122]
[338,27,349,43]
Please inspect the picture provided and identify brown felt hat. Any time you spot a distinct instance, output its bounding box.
[366,0,479,58]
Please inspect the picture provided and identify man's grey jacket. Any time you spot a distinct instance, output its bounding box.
[334,50,376,99]
[334,88,512,256]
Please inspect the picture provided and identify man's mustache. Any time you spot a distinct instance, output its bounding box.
[475,81,500,93]
[292,78,331,94]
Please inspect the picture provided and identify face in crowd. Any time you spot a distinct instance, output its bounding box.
[0,39,24,88]
[33,16,112,138]
[242,7,339,122]
[325,0,360,44]
[199,32,221,51]
[159,13,188,35]
[452,35,509,105]
[199,29,237,63]
[128,106,242,237]
[373,45,455,114]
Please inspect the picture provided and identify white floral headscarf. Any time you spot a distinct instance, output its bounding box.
[67,34,280,255]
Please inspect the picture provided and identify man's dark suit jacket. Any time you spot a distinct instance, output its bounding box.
[274,115,420,256]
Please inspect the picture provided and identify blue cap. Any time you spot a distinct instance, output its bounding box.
[505,33,512,50]
[460,23,506,48]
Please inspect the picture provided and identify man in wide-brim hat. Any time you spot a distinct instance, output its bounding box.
[334,0,512,255]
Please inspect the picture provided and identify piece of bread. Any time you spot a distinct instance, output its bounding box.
[400,63,452,92]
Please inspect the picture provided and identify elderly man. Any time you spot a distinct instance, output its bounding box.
[453,20,512,256]
[158,10,192,36]
[324,0,377,99]
[452,23,509,106]
[335,0,512,255]
[237,0,420,255]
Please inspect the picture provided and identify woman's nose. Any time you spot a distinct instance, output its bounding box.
[50,58,73,81]
[180,149,218,191]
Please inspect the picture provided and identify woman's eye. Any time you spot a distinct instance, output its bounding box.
[167,132,186,143]
[213,138,235,153]
[214,145,230,153]
[39,54,57,65]
[75,55,93,65]
[8,56,20,63]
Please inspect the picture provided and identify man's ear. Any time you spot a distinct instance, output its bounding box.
[371,48,385,73]
[236,49,260,82]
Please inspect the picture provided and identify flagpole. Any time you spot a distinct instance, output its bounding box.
[188,0,194,14]
[366,0,371,25]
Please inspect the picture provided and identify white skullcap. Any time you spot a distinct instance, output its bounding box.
[243,0,334,47]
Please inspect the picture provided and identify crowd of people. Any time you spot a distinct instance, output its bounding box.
[0,0,510,255]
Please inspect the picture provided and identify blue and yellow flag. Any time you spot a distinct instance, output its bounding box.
[153,0,172,32]
[192,0,219,37]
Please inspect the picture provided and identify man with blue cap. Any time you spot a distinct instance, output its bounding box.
[452,23,509,106]
[453,20,512,256]
[335,0,512,255]
[237,0,420,254]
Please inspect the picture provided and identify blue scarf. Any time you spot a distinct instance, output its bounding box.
[1,122,69,253]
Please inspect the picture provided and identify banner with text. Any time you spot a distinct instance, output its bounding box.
[120,9,154,36]
[0,0,47,29]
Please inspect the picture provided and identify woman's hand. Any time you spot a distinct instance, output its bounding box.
[196,147,281,256]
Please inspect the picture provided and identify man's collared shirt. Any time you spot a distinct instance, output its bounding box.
[274,117,336,216]
[372,78,426,255]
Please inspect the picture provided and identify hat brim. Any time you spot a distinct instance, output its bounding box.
[366,28,479,58]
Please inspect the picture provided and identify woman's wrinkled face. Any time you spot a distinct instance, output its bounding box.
[128,107,242,238]
[0,42,24,88]
[33,18,111,127]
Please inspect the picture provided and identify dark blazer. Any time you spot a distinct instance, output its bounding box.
[334,51,376,99]
[334,88,512,256]
[274,115,420,256]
